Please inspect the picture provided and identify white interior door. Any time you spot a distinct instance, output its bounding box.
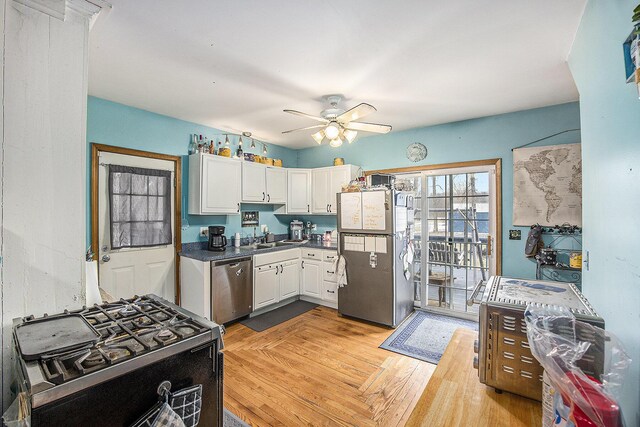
[98,152,175,301]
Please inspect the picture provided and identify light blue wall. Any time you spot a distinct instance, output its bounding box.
[86,97,298,245]
[569,1,640,424]
[297,102,581,280]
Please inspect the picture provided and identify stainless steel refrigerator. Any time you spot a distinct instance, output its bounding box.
[337,189,415,327]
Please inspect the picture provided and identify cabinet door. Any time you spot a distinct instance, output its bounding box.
[301,260,322,298]
[322,280,338,302]
[287,169,311,213]
[265,167,287,203]
[202,156,241,214]
[254,266,279,310]
[279,262,300,300]
[242,162,267,202]
[312,168,330,213]
[328,167,351,214]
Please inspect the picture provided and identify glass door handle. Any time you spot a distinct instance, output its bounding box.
[487,235,492,256]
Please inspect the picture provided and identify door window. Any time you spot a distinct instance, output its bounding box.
[109,165,172,249]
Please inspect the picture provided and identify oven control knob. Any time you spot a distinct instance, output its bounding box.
[473,339,479,354]
[473,356,479,370]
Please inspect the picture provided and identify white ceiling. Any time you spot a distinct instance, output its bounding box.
[88,0,586,149]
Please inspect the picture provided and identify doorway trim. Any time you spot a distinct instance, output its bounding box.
[90,143,183,303]
[365,158,502,275]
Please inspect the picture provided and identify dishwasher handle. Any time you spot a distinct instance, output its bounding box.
[211,257,252,267]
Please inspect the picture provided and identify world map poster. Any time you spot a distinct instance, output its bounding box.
[513,143,582,226]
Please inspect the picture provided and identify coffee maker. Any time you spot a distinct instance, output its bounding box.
[208,226,227,251]
[289,220,304,241]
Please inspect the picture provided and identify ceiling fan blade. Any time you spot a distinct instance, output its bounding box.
[283,109,329,123]
[336,103,376,124]
[281,124,326,134]
[345,121,392,134]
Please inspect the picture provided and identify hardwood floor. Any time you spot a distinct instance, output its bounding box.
[222,306,436,426]
[405,329,541,427]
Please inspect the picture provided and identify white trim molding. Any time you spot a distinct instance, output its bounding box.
[12,0,107,21]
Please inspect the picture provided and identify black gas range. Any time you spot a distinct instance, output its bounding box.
[11,294,224,426]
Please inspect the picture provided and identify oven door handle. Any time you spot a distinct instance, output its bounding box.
[467,279,487,306]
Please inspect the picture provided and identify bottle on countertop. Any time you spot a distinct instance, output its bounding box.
[208,141,215,154]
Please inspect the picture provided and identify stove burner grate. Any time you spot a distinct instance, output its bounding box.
[33,295,209,384]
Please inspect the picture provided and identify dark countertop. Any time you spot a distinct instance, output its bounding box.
[179,240,338,262]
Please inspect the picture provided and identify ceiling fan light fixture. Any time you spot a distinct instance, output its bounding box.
[343,129,357,143]
[329,137,343,148]
[324,122,340,140]
[311,130,325,145]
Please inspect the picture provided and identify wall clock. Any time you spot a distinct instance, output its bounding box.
[406,143,427,162]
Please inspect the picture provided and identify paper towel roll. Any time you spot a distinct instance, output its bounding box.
[85,260,102,306]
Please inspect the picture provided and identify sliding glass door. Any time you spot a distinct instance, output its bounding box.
[399,164,498,319]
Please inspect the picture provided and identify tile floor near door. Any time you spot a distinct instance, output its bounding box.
[223,306,436,426]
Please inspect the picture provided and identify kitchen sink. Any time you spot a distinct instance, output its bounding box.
[240,241,304,250]
[257,241,294,248]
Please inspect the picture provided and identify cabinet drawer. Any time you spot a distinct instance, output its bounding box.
[323,280,338,302]
[323,251,338,262]
[323,261,337,282]
[254,248,300,267]
[301,248,322,260]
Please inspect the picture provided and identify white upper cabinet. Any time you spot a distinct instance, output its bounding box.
[287,169,312,214]
[190,156,358,216]
[312,165,359,214]
[311,168,331,213]
[266,167,287,203]
[242,162,267,202]
[328,167,353,214]
[189,154,241,215]
[242,163,287,204]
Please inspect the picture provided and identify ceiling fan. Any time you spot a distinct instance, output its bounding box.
[282,95,392,147]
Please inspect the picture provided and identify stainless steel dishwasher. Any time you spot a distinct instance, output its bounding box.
[211,256,253,324]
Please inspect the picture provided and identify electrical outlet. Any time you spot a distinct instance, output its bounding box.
[200,227,209,237]
[260,224,267,233]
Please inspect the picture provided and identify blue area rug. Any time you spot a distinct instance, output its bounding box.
[379,310,478,364]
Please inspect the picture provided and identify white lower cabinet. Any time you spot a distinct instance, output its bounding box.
[254,265,279,310]
[301,250,338,304]
[279,260,300,299]
[300,259,322,298]
[323,280,338,303]
[253,249,300,311]
[253,248,338,312]
[321,259,338,302]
